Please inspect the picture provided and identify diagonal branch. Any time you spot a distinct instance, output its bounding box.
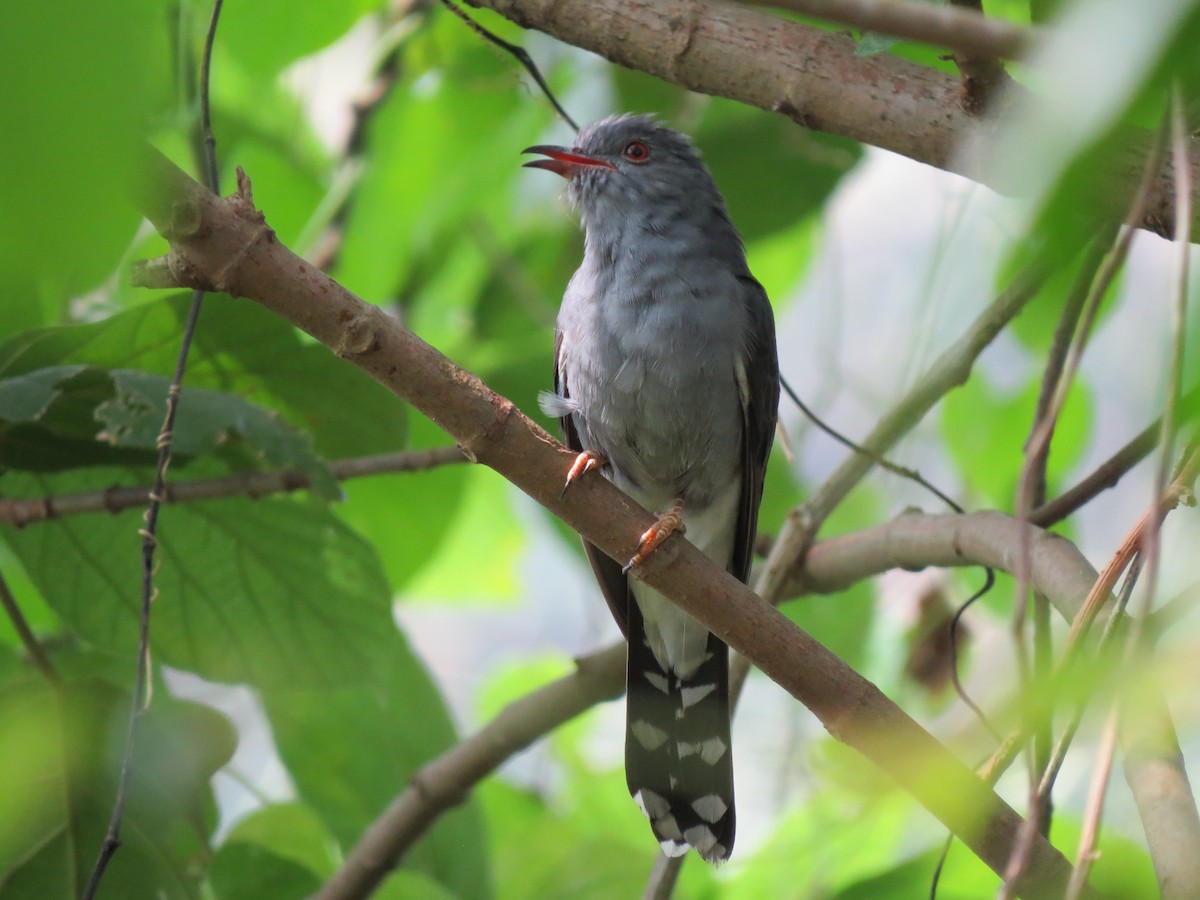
[320,509,1197,899]
[132,149,1087,899]
[465,0,1200,240]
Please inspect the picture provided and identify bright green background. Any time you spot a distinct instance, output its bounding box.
[1,0,1197,896]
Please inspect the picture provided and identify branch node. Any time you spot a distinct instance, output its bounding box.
[458,398,515,464]
[235,165,255,207]
[336,309,384,359]
[168,197,206,239]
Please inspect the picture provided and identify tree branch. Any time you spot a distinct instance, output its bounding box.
[133,150,1085,899]
[0,447,466,527]
[320,508,1193,899]
[466,0,1200,240]
[750,0,1034,60]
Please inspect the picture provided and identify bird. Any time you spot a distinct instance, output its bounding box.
[523,114,780,863]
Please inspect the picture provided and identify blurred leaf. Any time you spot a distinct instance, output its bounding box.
[0,0,169,327]
[208,842,321,899]
[334,13,553,304]
[219,802,337,878]
[263,647,491,898]
[1051,817,1158,899]
[993,0,1200,272]
[101,370,338,496]
[1007,242,1121,354]
[2,470,396,691]
[941,372,1092,509]
[338,415,468,591]
[696,102,863,242]
[219,0,377,77]
[476,654,573,724]
[831,843,997,899]
[0,677,232,898]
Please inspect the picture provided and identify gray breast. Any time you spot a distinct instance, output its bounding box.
[559,256,746,511]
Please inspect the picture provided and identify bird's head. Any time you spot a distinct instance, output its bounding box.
[523,114,724,229]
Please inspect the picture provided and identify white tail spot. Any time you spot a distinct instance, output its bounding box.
[631,719,669,750]
[699,737,728,765]
[643,670,670,693]
[683,824,719,856]
[691,794,728,823]
[680,682,716,710]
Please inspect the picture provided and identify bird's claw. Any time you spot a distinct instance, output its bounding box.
[561,451,605,499]
[622,503,685,573]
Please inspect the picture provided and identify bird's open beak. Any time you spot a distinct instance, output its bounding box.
[522,145,617,179]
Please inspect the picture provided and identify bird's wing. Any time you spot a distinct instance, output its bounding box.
[554,329,633,638]
[732,275,781,583]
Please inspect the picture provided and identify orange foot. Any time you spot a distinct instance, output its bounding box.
[623,498,686,573]
[561,450,606,499]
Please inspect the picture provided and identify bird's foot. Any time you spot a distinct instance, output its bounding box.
[623,498,686,573]
[560,450,606,499]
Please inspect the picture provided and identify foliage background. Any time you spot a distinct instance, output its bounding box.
[1,0,1198,897]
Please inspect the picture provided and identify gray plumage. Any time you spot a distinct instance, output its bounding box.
[526,114,779,863]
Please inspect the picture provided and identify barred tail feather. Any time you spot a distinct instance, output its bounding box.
[625,601,735,863]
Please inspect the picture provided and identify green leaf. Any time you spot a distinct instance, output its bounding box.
[0,294,406,462]
[941,372,1092,509]
[208,843,321,900]
[263,647,491,898]
[100,370,338,497]
[333,14,552,304]
[337,416,468,591]
[0,365,88,423]
[401,467,524,604]
[2,470,397,691]
[219,802,337,879]
[992,0,1200,272]
[219,0,377,77]
[0,363,335,493]
[697,102,863,242]
[0,0,169,325]
[0,677,233,898]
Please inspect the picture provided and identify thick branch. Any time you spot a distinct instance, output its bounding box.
[467,0,1200,240]
[323,509,1195,898]
[133,151,1083,899]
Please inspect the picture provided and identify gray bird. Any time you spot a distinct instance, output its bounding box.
[524,114,779,863]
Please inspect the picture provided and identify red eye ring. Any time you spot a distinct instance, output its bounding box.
[622,141,650,164]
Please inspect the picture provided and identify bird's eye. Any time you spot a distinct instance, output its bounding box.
[622,141,650,164]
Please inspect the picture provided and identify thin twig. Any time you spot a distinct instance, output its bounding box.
[749,0,1035,60]
[438,0,578,131]
[0,568,60,685]
[1006,236,1111,875]
[1000,119,1170,898]
[946,0,1010,113]
[755,264,1044,607]
[0,446,467,527]
[1072,97,1197,899]
[81,3,223,897]
[1036,554,1142,805]
[1030,381,1200,527]
[1065,706,1120,900]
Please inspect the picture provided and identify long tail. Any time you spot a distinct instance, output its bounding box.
[624,601,735,863]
